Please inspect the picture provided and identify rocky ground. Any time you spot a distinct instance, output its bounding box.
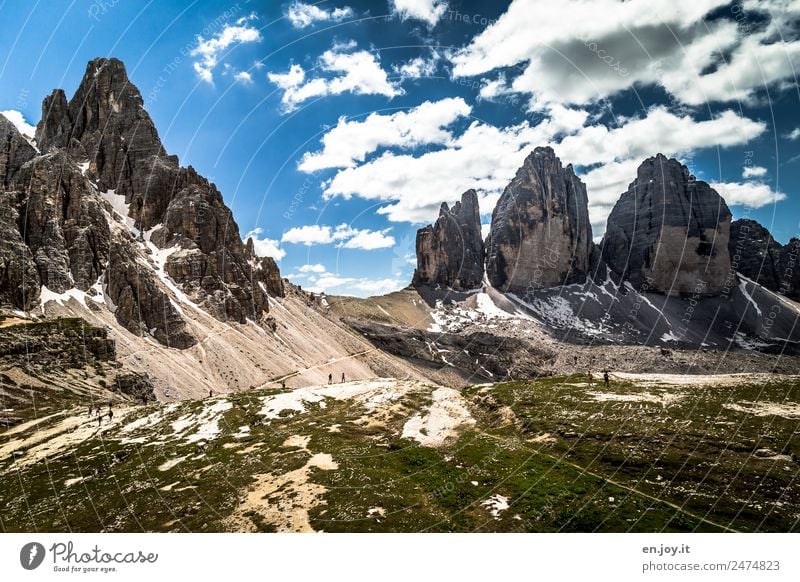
[0,373,797,532]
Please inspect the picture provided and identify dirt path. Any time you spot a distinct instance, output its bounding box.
[252,348,380,390]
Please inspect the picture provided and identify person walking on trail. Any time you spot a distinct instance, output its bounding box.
[328,373,332,384]
[108,409,114,422]
[209,389,213,398]
[97,414,102,427]
[341,372,345,383]
[603,370,610,387]
[587,371,594,386]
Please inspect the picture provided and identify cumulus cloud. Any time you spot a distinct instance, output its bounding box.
[393,52,441,80]
[390,0,448,27]
[234,71,253,84]
[743,165,768,178]
[190,14,261,84]
[297,263,326,273]
[298,97,471,172]
[0,110,36,137]
[290,264,403,296]
[245,228,286,260]
[281,224,395,249]
[312,105,765,228]
[448,0,800,109]
[286,1,354,28]
[786,127,800,140]
[268,42,401,111]
[710,181,787,208]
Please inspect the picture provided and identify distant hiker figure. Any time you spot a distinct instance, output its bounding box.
[341,372,345,383]
[108,409,113,422]
[328,373,332,384]
[97,414,102,426]
[587,371,593,386]
[281,380,286,389]
[209,389,213,398]
[603,371,610,386]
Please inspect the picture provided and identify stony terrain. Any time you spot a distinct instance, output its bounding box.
[1,373,797,532]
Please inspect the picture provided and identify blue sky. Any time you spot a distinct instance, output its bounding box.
[1,0,799,296]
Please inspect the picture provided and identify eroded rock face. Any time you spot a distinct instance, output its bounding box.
[729,219,783,290]
[12,150,111,293]
[486,147,592,294]
[602,154,731,296]
[105,232,196,348]
[729,219,799,301]
[412,189,485,290]
[778,239,800,301]
[0,115,37,188]
[0,57,283,348]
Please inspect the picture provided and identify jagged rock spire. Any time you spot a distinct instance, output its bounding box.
[601,154,732,295]
[485,146,593,294]
[412,189,485,291]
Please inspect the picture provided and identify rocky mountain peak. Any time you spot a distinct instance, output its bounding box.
[412,189,485,291]
[601,154,732,295]
[485,146,593,294]
[0,114,37,188]
[0,57,284,348]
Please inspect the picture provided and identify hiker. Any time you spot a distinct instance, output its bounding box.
[209,389,213,398]
[97,414,102,426]
[281,380,286,389]
[603,370,610,387]
[328,373,332,384]
[341,372,345,383]
[587,371,594,386]
[108,409,114,422]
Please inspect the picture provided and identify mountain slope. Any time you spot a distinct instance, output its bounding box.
[0,58,443,398]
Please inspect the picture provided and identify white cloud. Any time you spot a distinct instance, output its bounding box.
[390,0,448,27]
[245,228,286,260]
[710,181,787,208]
[234,71,253,84]
[268,43,402,111]
[393,52,441,80]
[448,0,800,109]
[315,106,765,227]
[305,271,404,296]
[340,229,396,250]
[190,15,261,84]
[0,110,36,137]
[298,97,471,172]
[282,224,337,245]
[743,165,768,178]
[786,127,800,140]
[281,224,395,249]
[298,263,326,273]
[286,2,354,28]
